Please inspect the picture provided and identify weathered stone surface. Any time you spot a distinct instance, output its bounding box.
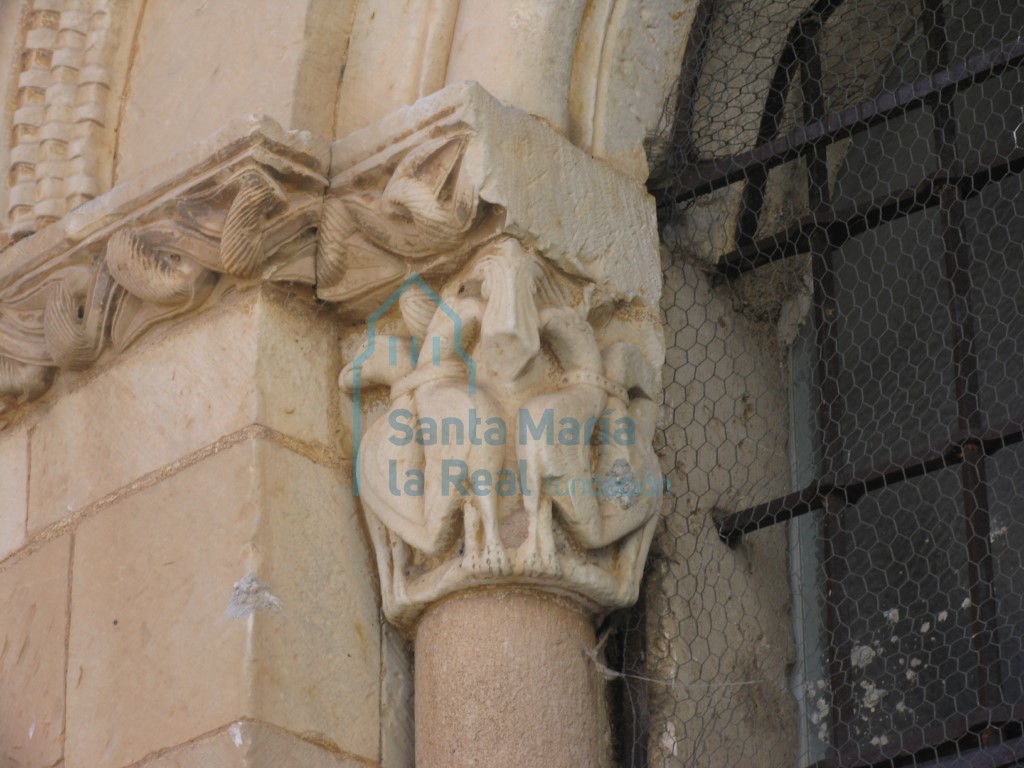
[0,535,70,768]
[4,0,145,241]
[65,441,258,768]
[28,289,336,532]
[334,1,695,182]
[116,0,349,182]
[0,426,28,561]
[324,81,668,768]
[136,721,375,768]
[289,0,359,142]
[445,0,587,133]
[569,0,696,180]
[341,237,664,629]
[0,115,327,421]
[251,455,380,761]
[0,3,813,767]
[65,439,379,768]
[648,252,797,767]
[0,0,24,243]
[380,624,414,768]
[326,83,665,629]
[415,590,604,768]
[0,79,660,425]
[0,116,327,280]
[324,81,661,311]
[334,0,459,138]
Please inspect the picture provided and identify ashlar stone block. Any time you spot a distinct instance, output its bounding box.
[136,721,376,768]
[65,439,379,768]
[0,427,28,561]
[116,0,350,181]
[0,536,71,768]
[28,289,336,532]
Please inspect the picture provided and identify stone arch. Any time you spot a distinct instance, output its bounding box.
[111,0,353,182]
[1,0,706,247]
[334,0,696,181]
[568,0,697,179]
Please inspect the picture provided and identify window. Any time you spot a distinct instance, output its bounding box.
[651,0,1024,765]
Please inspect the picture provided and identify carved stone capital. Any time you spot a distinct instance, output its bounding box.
[0,83,665,632]
[328,83,665,629]
[0,117,327,417]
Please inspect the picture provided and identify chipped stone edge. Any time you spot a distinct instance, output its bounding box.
[329,81,662,307]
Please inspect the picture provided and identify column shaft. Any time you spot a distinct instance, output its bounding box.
[414,589,604,768]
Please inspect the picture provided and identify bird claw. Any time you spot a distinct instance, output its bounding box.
[514,544,561,578]
[462,541,511,576]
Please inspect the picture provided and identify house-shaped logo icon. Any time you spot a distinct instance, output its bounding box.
[349,273,476,496]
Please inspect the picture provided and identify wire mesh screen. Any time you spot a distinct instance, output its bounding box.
[614,0,1024,765]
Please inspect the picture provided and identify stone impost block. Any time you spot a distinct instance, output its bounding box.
[0,116,327,421]
[320,80,661,316]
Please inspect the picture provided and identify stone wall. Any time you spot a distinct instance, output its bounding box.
[0,286,389,767]
[0,2,806,766]
[647,251,797,767]
[113,0,353,182]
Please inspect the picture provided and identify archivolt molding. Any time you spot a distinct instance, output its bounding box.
[2,0,693,265]
[7,0,140,242]
[335,0,693,180]
[0,84,665,627]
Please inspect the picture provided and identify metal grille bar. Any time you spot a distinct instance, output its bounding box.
[715,146,1024,279]
[808,706,1024,768]
[715,417,1024,539]
[655,38,1024,205]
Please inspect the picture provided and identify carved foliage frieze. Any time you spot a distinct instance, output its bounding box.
[317,131,492,318]
[0,121,326,417]
[0,84,665,627]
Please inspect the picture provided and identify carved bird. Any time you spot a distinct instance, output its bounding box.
[515,311,661,577]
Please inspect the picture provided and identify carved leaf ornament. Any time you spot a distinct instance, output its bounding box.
[0,86,665,630]
[0,124,324,416]
[318,133,486,314]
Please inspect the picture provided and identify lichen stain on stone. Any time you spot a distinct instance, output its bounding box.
[353,619,368,653]
[226,574,282,618]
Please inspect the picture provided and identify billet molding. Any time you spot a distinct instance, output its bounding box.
[0,115,327,417]
[326,82,665,629]
[8,0,132,240]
